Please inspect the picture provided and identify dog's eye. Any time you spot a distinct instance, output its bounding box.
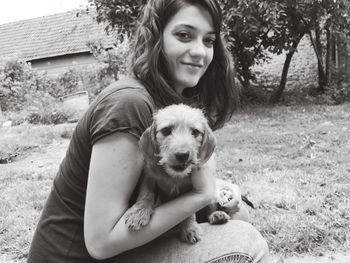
[160,127,172,136]
[191,129,201,138]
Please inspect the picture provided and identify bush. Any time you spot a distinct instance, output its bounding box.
[327,68,350,104]
[0,57,70,124]
[325,82,350,105]
[0,36,130,125]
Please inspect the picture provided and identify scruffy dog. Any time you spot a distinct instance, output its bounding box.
[125,104,216,243]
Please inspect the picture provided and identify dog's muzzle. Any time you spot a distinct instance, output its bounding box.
[170,151,192,171]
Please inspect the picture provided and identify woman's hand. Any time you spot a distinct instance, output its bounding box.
[191,154,217,201]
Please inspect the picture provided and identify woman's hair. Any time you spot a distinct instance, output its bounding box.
[130,0,239,130]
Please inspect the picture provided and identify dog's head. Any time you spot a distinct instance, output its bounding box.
[139,104,216,179]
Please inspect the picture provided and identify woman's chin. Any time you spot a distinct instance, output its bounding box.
[178,79,200,90]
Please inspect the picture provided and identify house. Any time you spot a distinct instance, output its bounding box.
[0,9,116,75]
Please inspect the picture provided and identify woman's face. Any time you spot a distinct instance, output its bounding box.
[162,4,215,95]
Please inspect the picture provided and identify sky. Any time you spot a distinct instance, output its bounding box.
[0,0,89,25]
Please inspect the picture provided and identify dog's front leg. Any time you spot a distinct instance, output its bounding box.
[179,214,203,244]
[125,177,155,230]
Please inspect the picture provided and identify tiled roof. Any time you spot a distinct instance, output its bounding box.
[0,9,116,61]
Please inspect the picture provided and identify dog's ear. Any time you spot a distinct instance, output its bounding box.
[198,124,216,165]
[139,123,159,164]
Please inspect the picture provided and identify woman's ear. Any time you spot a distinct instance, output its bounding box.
[139,123,159,164]
[199,124,216,165]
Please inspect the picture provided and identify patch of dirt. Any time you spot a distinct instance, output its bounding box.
[1,140,69,173]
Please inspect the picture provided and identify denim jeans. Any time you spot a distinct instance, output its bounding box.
[114,220,269,263]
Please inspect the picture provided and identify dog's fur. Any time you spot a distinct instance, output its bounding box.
[124,104,216,243]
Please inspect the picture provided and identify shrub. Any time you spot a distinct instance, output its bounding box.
[0,36,130,124]
[327,68,350,104]
[0,57,58,112]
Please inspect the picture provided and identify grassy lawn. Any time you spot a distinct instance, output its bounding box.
[0,103,349,262]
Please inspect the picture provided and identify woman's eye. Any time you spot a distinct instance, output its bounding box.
[228,197,232,201]
[204,37,215,47]
[175,31,191,41]
[160,127,172,136]
[191,129,201,138]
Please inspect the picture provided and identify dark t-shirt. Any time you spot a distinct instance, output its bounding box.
[27,77,155,263]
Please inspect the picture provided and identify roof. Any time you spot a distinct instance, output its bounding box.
[0,9,116,61]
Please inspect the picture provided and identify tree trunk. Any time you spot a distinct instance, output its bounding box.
[326,27,332,81]
[309,27,327,93]
[270,36,302,103]
[326,25,336,84]
[240,73,257,101]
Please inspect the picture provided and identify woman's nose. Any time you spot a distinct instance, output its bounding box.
[188,39,206,58]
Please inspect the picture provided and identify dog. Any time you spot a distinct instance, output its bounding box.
[124,103,216,243]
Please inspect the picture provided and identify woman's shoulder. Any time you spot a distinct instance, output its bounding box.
[89,76,155,112]
[101,76,151,100]
[86,76,155,144]
[92,76,154,112]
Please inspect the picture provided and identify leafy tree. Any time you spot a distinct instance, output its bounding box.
[269,1,310,103]
[294,0,350,94]
[221,0,287,92]
[268,0,350,102]
[87,0,146,35]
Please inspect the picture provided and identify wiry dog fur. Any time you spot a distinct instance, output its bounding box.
[124,104,216,243]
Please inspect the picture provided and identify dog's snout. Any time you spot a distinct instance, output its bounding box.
[175,152,190,163]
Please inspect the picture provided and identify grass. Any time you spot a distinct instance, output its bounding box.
[0,123,75,262]
[215,104,350,258]
[0,103,349,262]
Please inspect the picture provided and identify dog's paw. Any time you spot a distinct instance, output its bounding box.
[179,223,203,244]
[124,204,153,231]
[208,211,230,225]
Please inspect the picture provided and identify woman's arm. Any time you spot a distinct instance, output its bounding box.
[84,132,216,260]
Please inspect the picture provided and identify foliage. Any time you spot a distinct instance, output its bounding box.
[0,49,128,125]
[0,57,56,112]
[295,0,350,89]
[220,0,288,89]
[87,34,131,77]
[87,0,147,35]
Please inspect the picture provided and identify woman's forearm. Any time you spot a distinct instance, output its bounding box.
[93,191,211,259]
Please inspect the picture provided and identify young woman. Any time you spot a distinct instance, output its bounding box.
[28,0,269,262]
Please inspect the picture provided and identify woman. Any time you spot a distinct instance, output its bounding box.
[28,0,269,262]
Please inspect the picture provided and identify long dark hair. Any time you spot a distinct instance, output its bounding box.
[130,0,238,130]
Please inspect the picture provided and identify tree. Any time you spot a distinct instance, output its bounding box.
[269,1,309,103]
[269,0,350,103]
[297,0,350,93]
[220,0,287,94]
[87,0,146,35]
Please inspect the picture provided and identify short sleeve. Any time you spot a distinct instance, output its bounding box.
[89,87,154,145]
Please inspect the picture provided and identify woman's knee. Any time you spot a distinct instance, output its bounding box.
[200,220,269,262]
[231,203,250,222]
[116,220,269,263]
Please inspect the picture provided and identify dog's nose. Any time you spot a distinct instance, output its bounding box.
[175,152,190,163]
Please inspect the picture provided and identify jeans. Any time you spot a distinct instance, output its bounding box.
[113,220,269,263]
